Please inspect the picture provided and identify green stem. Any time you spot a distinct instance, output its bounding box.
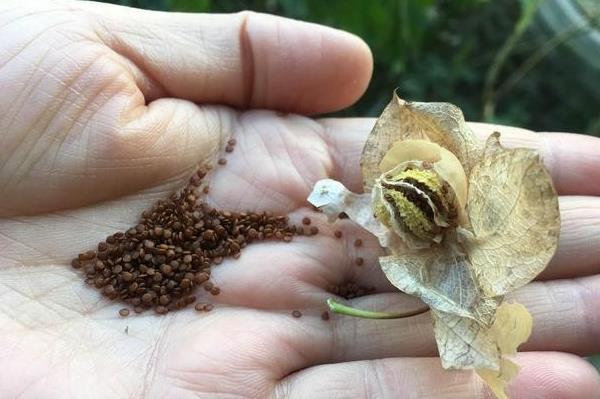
[327,298,429,320]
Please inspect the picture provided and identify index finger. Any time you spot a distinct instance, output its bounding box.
[319,118,600,196]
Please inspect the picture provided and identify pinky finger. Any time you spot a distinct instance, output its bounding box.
[274,352,600,399]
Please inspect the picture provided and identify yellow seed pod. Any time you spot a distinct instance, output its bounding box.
[379,139,468,211]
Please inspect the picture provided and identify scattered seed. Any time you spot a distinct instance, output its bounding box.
[334,230,342,239]
[309,226,319,235]
[218,158,227,165]
[292,310,302,318]
[355,257,364,266]
[119,308,130,317]
[321,311,330,321]
[225,145,234,153]
[354,239,362,247]
[227,138,236,146]
[302,217,311,225]
[204,303,214,312]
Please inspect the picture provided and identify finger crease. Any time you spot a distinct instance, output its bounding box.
[239,12,255,110]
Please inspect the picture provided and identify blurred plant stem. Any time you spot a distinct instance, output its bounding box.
[483,0,542,121]
[496,12,600,101]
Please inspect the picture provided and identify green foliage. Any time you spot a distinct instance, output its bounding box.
[101,0,600,135]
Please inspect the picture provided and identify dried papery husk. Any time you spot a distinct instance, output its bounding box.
[461,133,560,297]
[361,91,481,190]
[309,92,560,399]
[308,179,400,249]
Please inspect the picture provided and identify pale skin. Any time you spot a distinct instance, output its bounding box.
[1,1,599,398]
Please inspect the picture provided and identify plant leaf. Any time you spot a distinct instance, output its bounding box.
[360,91,481,191]
[381,250,500,325]
[463,133,560,296]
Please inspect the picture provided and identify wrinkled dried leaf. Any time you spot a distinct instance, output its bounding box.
[463,133,560,296]
[381,250,500,325]
[476,303,533,399]
[360,91,481,190]
[432,309,499,370]
[431,302,531,370]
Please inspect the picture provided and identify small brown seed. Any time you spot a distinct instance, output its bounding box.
[155,306,167,314]
[218,158,227,165]
[309,226,319,235]
[292,310,302,318]
[210,287,220,296]
[194,303,205,312]
[334,230,342,239]
[321,311,330,321]
[227,138,237,146]
[354,239,363,247]
[302,217,311,225]
[225,145,234,153]
[355,257,364,266]
[119,308,130,317]
[204,303,214,312]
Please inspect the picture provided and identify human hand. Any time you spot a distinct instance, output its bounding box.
[1,1,599,398]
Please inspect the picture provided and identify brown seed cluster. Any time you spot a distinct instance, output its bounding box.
[328,282,376,299]
[71,167,297,315]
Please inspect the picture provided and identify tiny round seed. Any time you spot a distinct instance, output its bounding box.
[302,217,311,225]
[292,310,302,318]
[334,230,342,239]
[354,239,363,247]
[119,308,130,317]
[321,311,330,321]
[355,257,364,266]
[218,158,227,165]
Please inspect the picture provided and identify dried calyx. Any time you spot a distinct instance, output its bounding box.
[308,92,560,399]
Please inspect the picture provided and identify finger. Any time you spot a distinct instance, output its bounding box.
[320,118,600,196]
[275,352,600,399]
[541,196,600,280]
[288,274,600,365]
[84,3,372,114]
[209,194,600,311]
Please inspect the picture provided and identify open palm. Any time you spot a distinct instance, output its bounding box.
[1,2,599,398]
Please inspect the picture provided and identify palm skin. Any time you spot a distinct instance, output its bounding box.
[1,2,600,399]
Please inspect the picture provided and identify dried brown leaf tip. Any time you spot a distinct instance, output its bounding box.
[307,92,560,398]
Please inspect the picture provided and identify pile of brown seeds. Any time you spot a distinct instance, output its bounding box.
[328,282,376,299]
[71,166,299,315]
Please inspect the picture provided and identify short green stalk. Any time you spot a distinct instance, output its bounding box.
[327,298,429,319]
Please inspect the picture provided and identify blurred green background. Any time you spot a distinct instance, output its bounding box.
[100,0,599,135]
[100,0,600,372]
